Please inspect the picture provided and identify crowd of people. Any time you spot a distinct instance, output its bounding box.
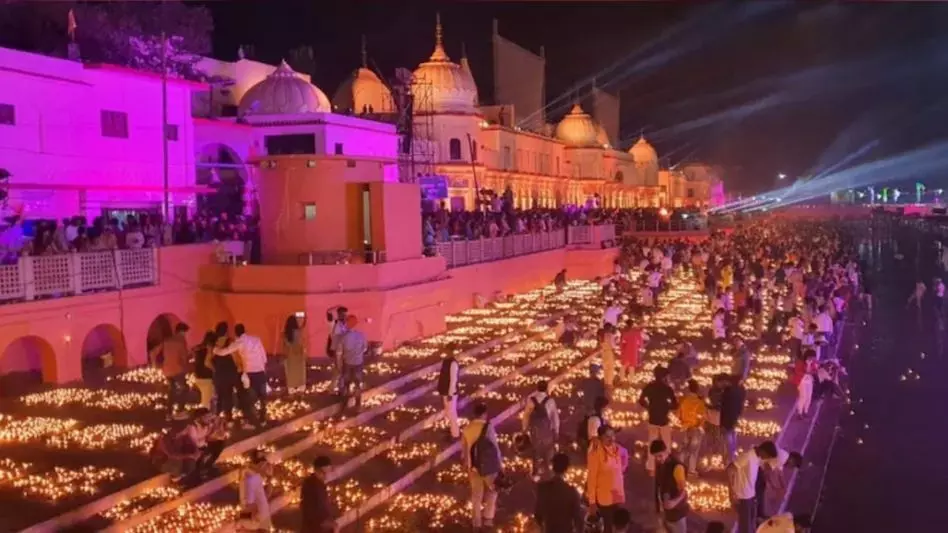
[0,209,260,264]
[451,220,862,533]
[140,216,864,532]
[146,307,372,531]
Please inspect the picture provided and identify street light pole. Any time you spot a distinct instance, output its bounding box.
[160,4,170,224]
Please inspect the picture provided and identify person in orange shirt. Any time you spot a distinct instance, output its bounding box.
[585,425,629,533]
[678,379,708,475]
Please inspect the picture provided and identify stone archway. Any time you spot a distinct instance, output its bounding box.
[146,313,182,365]
[80,324,128,382]
[0,335,56,396]
[196,143,249,218]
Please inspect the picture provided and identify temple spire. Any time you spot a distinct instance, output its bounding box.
[360,34,367,68]
[429,12,449,61]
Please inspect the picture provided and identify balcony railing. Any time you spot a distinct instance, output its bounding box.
[436,230,567,268]
[623,218,708,232]
[0,249,160,303]
[567,224,617,246]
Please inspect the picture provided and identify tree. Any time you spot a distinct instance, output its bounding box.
[0,1,214,81]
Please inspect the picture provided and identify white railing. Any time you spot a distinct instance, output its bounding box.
[567,224,617,246]
[0,248,159,303]
[436,230,567,268]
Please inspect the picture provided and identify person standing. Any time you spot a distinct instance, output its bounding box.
[534,453,584,533]
[521,380,560,480]
[337,315,367,411]
[639,366,679,474]
[732,337,752,383]
[215,324,269,425]
[580,364,606,414]
[720,375,746,463]
[154,323,191,421]
[581,396,610,453]
[239,450,273,531]
[619,323,647,383]
[437,346,461,440]
[193,331,217,411]
[210,323,242,425]
[300,456,338,533]
[462,402,502,531]
[757,448,803,520]
[600,324,619,395]
[727,441,778,533]
[326,306,349,390]
[585,425,629,533]
[678,379,707,476]
[283,314,308,393]
[651,439,690,533]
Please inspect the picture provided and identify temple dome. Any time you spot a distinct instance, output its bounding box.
[333,37,396,114]
[334,67,395,114]
[411,15,478,114]
[629,135,659,163]
[238,60,331,116]
[555,104,599,147]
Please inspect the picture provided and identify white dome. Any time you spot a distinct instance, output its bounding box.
[555,104,599,147]
[238,60,331,117]
[629,135,659,163]
[411,16,478,114]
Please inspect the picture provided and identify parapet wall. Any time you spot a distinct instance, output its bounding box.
[0,245,618,390]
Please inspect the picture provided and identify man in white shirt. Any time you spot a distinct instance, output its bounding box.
[437,347,460,439]
[812,305,834,344]
[602,301,623,328]
[239,449,272,530]
[521,380,560,480]
[728,441,778,533]
[215,324,269,424]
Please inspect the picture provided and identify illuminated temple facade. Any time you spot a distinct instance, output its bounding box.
[0,17,719,222]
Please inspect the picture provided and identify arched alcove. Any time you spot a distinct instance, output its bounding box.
[80,324,128,383]
[0,335,56,396]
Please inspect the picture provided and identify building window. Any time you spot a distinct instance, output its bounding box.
[265,133,316,155]
[303,203,317,220]
[164,124,179,141]
[503,146,511,169]
[555,156,560,175]
[471,142,478,162]
[516,149,523,170]
[449,138,462,160]
[0,103,14,126]
[100,110,129,138]
[687,188,695,198]
[335,142,344,155]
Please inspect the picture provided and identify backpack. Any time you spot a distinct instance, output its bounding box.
[470,422,502,476]
[527,396,554,445]
[576,414,601,450]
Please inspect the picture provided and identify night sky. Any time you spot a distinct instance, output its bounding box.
[207,1,948,194]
